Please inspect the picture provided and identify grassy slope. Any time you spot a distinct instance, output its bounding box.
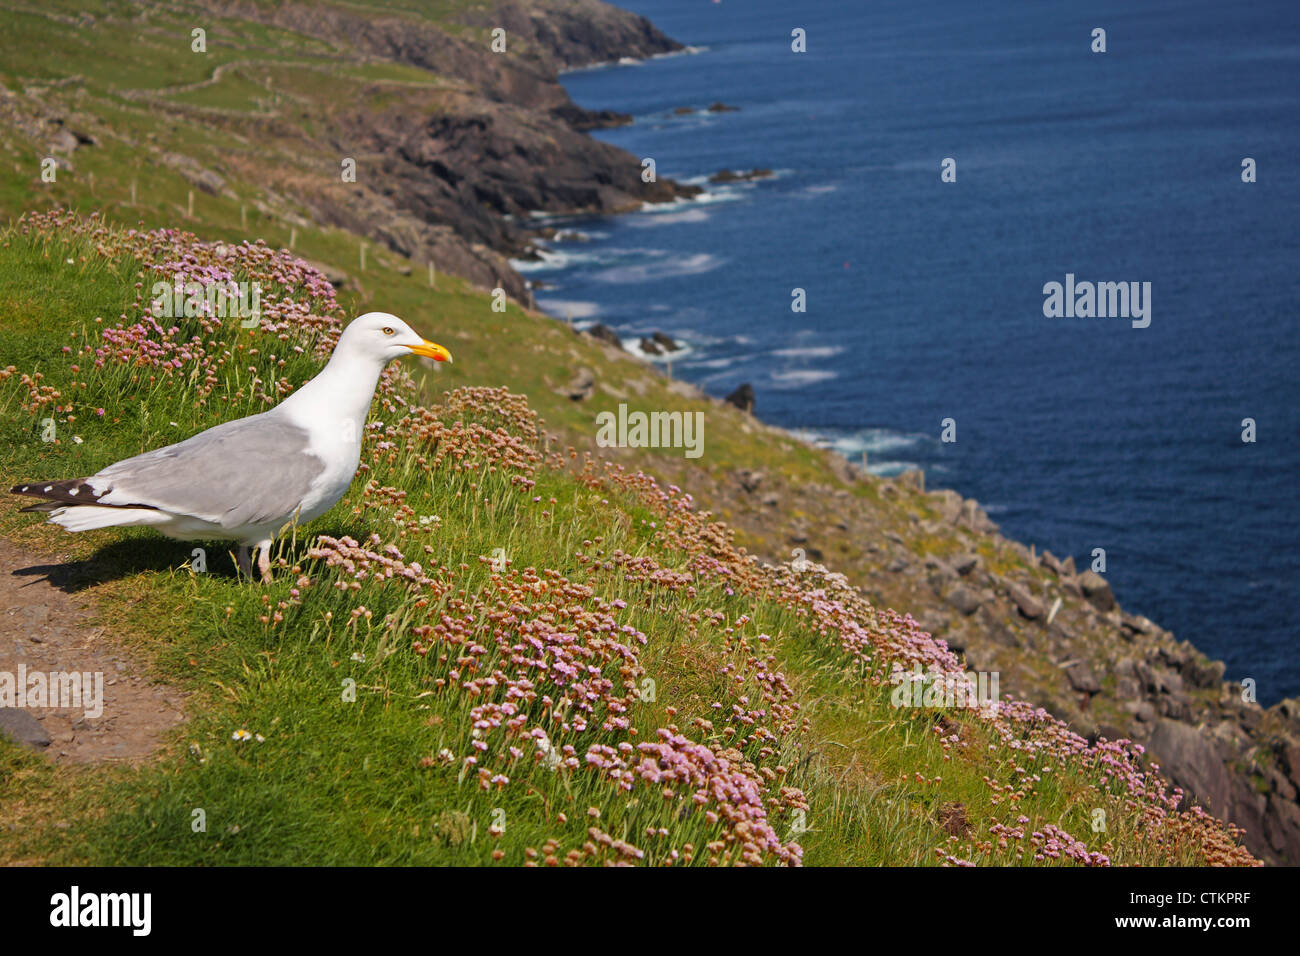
[0,2,1255,866]
[0,216,1253,866]
[0,0,836,487]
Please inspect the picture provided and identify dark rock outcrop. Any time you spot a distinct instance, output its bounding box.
[1007,582,1044,620]
[724,383,755,413]
[200,0,700,299]
[710,168,774,184]
[584,323,624,350]
[639,331,681,355]
[1077,570,1116,611]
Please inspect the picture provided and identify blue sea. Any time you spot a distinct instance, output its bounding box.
[518,0,1300,704]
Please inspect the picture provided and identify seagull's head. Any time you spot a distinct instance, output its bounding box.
[339,312,453,366]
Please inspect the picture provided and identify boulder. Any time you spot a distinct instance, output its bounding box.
[160,151,229,196]
[1007,582,1045,620]
[0,709,51,750]
[1159,696,1192,720]
[946,586,982,616]
[724,383,755,413]
[950,553,979,576]
[1146,720,1231,812]
[561,367,595,401]
[709,168,773,183]
[1076,570,1116,611]
[1277,698,1300,732]
[1266,766,1297,802]
[49,127,80,154]
[959,499,998,533]
[1065,661,1102,694]
[735,469,764,493]
[1263,797,1300,859]
[924,556,957,581]
[1281,741,1300,791]
[929,489,963,523]
[1122,613,1157,636]
[896,470,925,492]
[584,323,624,350]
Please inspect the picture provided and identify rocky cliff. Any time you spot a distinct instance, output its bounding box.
[0,0,696,300]
[221,0,696,285]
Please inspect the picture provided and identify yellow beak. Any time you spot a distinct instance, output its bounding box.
[407,339,453,363]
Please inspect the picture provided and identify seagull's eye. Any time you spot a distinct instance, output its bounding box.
[382,327,395,336]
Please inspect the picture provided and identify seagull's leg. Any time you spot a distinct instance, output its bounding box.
[236,545,253,580]
[255,538,274,585]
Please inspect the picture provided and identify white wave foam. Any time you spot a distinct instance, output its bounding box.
[791,427,930,459]
[536,299,600,320]
[626,208,712,227]
[691,356,741,370]
[591,253,725,284]
[768,369,839,388]
[771,345,845,359]
[865,460,922,477]
[787,429,927,477]
[557,46,708,77]
[510,246,602,272]
[623,338,696,363]
[796,183,841,199]
[640,186,743,212]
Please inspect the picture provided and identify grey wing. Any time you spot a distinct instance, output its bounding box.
[92,414,324,529]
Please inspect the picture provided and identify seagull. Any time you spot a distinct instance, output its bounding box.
[10,312,451,583]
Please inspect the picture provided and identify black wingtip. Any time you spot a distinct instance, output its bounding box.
[11,479,92,505]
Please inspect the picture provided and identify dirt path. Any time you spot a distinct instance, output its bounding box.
[0,540,185,763]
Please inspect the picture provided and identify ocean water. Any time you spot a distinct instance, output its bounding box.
[522,0,1300,704]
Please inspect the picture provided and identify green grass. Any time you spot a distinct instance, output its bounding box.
[0,221,1252,866]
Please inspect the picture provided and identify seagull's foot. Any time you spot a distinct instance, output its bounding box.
[256,539,273,585]
[236,545,253,580]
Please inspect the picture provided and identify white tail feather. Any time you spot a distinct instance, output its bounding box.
[47,505,171,533]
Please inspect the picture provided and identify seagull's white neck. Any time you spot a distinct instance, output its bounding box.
[276,344,386,438]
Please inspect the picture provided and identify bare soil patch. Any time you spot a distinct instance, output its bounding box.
[0,540,185,762]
